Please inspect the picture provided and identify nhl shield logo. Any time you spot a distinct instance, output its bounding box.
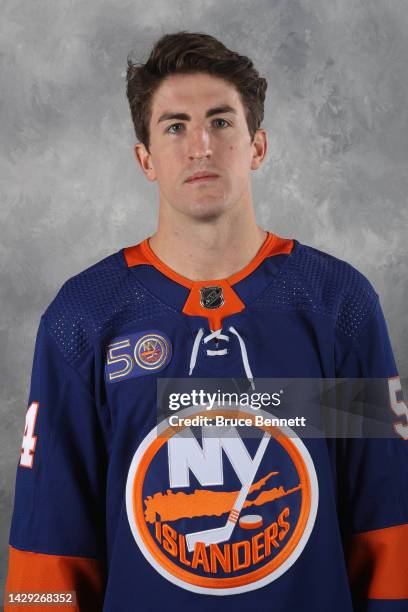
[200,286,224,310]
[126,406,319,595]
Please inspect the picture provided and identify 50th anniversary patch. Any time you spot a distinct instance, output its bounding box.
[126,405,319,595]
[105,331,172,382]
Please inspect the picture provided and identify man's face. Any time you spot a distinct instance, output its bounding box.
[135,72,266,221]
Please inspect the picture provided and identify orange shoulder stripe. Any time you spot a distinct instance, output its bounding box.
[4,545,105,611]
[124,242,151,268]
[347,523,408,600]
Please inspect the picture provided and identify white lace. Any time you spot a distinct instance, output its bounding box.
[189,326,255,390]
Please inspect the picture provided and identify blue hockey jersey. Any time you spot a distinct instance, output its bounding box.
[5,232,408,611]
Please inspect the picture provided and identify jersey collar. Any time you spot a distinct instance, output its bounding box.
[123,232,295,330]
[124,232,292,287]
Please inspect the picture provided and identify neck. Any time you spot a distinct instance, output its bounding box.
[148,201,267,282]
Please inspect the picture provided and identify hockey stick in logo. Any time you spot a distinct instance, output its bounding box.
[185,431,271,552]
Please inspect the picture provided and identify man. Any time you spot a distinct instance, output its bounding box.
[5,31,408,611]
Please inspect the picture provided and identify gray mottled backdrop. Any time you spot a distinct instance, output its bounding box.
[1,0,407,593]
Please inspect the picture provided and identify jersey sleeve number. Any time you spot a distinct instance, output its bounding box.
[388,376,408,440]
[20,401,39,468]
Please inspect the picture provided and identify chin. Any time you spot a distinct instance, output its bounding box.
[180,191,233,218]
[186,199,233,221]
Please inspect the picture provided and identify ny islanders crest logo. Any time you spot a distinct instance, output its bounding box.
[126,406,318,595]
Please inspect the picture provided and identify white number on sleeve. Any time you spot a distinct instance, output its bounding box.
[388,376,408,440]
[20,401,39,468]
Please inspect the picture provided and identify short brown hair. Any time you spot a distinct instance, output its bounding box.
[126,31,267,151]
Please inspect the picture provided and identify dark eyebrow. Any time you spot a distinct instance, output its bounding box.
[206,105,237,118]
[157,105,237,124]
[157,112,190,124]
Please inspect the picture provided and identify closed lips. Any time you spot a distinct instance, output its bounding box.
[185,172,219,182]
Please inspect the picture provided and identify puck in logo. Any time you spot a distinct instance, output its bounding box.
[239,514,264,530]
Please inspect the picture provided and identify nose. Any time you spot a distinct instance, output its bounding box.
[188,126,212,160]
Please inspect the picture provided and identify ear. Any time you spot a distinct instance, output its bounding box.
[250,129,268,170]
[134,143,157,181]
